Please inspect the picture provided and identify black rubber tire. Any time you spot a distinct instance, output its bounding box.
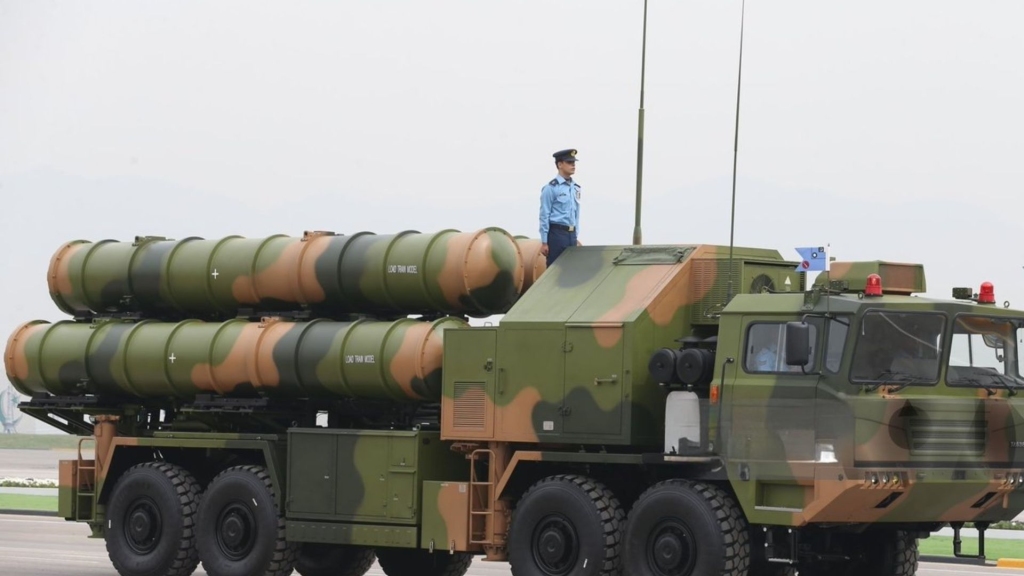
[621,479,750,576]
[375,549,473,576]
[296,544,376,576]
[508,474,624,576]
[196,465,296,576]
[861,530,919,576]
[104,461,201,576]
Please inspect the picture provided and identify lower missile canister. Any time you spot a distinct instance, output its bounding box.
[47,228,524,319]
[4,316,465,403]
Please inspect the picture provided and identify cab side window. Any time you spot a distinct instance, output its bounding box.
[744,322,818,373]
[825,318,850,373]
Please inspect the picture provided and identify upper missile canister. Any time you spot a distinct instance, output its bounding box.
[5,316,465,403]
[47,228,525,319]
[514,236,548,291]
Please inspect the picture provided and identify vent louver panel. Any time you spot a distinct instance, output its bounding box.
[453,382,486,430]
[908,419,985,457]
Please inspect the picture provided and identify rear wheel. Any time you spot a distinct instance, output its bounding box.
[621,480,750,576]
[375,548,472,576]
[104,461,200,576]
[296,544,375,576]
[508,474,624,576]
[866,530,919,576]
[196,465,296,576]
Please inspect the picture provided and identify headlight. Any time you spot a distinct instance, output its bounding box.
[816,442,838,464]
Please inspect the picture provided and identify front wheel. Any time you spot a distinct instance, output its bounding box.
[104,461,201,576]
[621,480,750,576]
[196,465,296,576]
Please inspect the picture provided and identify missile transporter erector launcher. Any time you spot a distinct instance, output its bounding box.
[6,231,1024,576]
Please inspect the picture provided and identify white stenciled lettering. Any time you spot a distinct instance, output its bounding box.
[365,355,375,363]
[345,355,354,364]
[386,264,420,274]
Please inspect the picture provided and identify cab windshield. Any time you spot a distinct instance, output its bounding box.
[850,311,945,384]
[947,315,1024,392]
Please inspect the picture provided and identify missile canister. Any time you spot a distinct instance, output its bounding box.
[514,236,548,291]
[47,228,524,319]
[4,316,465,402]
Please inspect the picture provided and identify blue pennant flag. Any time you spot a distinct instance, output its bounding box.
[794,246,828,272]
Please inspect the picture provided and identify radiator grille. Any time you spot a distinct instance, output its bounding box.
[908,419,986,457]
[453,382,486,430]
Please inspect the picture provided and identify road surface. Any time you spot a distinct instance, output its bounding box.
[1,514,1021,576]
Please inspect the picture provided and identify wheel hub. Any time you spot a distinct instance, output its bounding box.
[532,515,579,575]
[647,520,696,576]
[124,499,161,554]
[216,503,257,560]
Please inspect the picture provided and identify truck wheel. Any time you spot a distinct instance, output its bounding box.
[105,461,201,576]
[296,544,375,576]
[858,530,919,576]
[621,480,750,576]
[375,549,472,576]
[508,474,624,576]
[196,465,297,576]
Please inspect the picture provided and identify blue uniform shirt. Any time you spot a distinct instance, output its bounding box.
[538,175,581,243]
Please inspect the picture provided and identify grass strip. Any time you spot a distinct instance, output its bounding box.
[918,535,1023,560]
[0,435,83,451]
[0,494,58,512]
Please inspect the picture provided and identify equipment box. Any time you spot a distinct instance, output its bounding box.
[285,429,466,525]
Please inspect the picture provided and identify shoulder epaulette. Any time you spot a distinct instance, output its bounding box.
[548,179,558,186]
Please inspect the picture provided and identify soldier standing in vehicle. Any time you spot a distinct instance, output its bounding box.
[539,148,582,266]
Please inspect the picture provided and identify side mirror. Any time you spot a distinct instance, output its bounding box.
[785,322,810,366]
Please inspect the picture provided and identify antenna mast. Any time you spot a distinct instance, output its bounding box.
[726,0,746,301]
[632,0,649,246]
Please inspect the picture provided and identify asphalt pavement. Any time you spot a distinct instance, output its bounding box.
[0,448,76,480]
[1,514,1021,576]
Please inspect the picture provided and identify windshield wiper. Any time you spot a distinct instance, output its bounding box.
[863,370,932,393]
[983,373,1019,397]
[949,376,998,396]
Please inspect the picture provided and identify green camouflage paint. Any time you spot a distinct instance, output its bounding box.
[6,316,465,402]
[48,228,525,319]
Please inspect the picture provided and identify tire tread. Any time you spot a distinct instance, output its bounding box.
[629,479,750,576]
[509,473,624,576]
[202,464,296,576]
[106,461,201,576]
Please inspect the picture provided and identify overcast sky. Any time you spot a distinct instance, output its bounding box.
[2,1,1024,416]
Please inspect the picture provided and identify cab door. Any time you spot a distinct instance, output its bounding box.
[723,318,821,466]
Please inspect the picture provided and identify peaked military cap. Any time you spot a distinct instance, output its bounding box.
[553,148,578,163]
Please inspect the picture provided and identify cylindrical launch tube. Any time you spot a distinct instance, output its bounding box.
[514,236,548,291]
[48,228,524,318]
[5,316,465,402]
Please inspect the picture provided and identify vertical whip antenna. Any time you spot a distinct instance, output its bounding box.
[632,0,649,246]
[726,0,747,302]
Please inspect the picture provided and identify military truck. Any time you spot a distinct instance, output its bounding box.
[5,227,1023,576]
